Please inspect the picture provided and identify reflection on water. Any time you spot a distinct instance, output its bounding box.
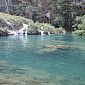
[0,35,85,85]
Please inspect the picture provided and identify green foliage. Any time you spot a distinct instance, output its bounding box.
[72,30,85,36]
[1,0,85,35]
[0,28,8,36]
[27,21,65,34]
[72,15,85,35]
[0,0,85,32]
[27,21,57,34]
[53,16,64,27]
[0,12,57,34]
[76,15,85,30]
[0,13,33,24]
[37,23,56,33]
[77,15,85,30]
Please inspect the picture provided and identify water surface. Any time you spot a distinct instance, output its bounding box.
[0,35,85,85]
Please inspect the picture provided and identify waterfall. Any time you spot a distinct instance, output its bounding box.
[48,31,51,35]
[25,29,28,35]
[7,23,28,36]
[39,30,44,35]
[7,30,17,35]
[19,24,28,35]
[19,29,24,35]
[4,0,12,13]
[41,31,44,35]
[23,24,28,35]
[5,0,9,13]
[63,31,66,34]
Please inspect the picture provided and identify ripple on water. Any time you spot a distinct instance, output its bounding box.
[0,35,85,85]
[0,55,85,85]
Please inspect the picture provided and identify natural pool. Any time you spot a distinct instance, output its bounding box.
[0,35,85,85]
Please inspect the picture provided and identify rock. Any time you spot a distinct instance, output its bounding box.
[36,44,72,54]
[43,45,71,49]
[55,45,71,49]
[28,29,40,35]
[0,29,9,36]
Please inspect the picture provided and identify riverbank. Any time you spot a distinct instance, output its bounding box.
[0,12,66,36]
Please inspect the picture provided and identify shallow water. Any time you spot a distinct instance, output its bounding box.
[0,35,85,85]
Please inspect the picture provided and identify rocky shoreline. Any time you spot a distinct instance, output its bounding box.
[0,12,66,36]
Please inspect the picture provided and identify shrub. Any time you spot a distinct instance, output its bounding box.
[0,28,9,36]
[73,15,85,36]
[0,12,66,35]
[72,30,85,36]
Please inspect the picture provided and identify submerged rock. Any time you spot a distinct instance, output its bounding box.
[0,76,46,85]
[0,60,27,75]
[36,48,56,54]
[43,45,71,49]
[36,44,72,54]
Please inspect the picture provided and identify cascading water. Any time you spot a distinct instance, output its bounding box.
[39,30,44,35]
[3,19,17,35]
[23,24,28,35]
[25,29,28,35]
[8,30,17,35]
[63,30,66,34]
[19,29,24,35]
[5,20,28,35]
[39,27,44,35]
[2,0,12,13]
[19,24,28,35]
[48,31,51,35]
[39,30,51,35]
[4,0,9,13]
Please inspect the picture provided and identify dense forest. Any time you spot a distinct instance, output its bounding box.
[0,0,85,35]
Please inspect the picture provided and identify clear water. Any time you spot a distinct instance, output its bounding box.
[0,35,85,85]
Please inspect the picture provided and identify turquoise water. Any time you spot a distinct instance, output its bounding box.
[0,35,85,85]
